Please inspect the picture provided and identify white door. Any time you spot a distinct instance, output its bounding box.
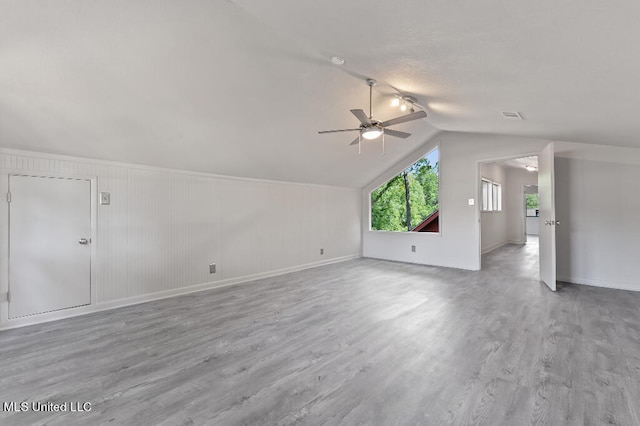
[538,143,557,291]
[9,175,91,318]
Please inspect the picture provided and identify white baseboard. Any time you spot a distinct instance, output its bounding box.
[481,241,507,254]
[0,255,360,330]
[363,255,480,272]
[557,275,640,292]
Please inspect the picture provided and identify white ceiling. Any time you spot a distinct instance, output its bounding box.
[499,156,538,171]
[3,1,640,187]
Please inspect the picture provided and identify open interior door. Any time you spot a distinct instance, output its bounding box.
[538,143,557,291]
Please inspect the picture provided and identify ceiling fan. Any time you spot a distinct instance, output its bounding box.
[318,78,427,153]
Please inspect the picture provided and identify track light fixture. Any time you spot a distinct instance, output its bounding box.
[391,94,419,114]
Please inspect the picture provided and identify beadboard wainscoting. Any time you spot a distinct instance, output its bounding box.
[0,149,361,329]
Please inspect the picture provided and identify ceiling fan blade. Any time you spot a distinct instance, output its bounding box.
[384,129,412,139]
[381,110,427,127]
[349,137,360,146]
[350,109,372,126]
[318,128,360,134]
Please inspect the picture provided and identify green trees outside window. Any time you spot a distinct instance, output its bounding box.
[370,148,439,232]
[526,193,539,217]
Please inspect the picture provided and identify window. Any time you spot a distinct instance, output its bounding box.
[482,179,501,211]
[370,148,439,232]
[526,193,539,217]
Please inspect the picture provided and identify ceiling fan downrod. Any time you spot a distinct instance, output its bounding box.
[367,78,376,119]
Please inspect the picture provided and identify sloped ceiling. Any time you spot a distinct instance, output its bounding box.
[3,1,640,187]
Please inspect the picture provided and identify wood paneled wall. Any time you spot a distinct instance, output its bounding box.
[0,150,361,326]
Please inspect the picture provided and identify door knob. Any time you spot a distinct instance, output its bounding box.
[78,238,89,245]
[545,221,549,225]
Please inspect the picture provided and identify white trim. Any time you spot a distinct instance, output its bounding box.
[365,143,441,235]
[0,148,357,191]
[365,229,441,237]
[0,254,360,330]
[0,170,98,324]
[480,178,502,212]
[481,241,507,254]
[557,276,640,292]
[362,255,478,272]
[481,240,526,254]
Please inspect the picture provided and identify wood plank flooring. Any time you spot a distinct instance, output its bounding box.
[1,239,640,425]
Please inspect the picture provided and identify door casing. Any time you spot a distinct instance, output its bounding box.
[0,170,97,325]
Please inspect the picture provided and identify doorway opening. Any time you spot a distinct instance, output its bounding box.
[478,155,539,270]
[524,185,539,243]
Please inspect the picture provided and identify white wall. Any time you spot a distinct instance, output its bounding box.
[505,167,539,242]
[0,149,361,328]
[526,217,539,235]
[480,162,507,253]
[363,134,640,291]
[555,156,640,291]
[363,132,549,270]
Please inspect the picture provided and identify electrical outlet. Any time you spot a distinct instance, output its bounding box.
[320,248,324,255]
[209,263,216,274]
[411,245,416,252]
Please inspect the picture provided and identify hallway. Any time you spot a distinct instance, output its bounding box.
[482,235,539,279]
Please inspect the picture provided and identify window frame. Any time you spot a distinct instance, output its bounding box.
[525,193,539,217]
[368,146,440,234]
[481,178,502,212]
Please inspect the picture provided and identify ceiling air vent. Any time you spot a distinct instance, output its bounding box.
[501,111,524,120]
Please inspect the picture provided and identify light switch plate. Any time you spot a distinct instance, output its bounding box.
[100,192,111,205]
[468,198,475,206]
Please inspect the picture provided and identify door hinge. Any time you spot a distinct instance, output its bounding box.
[6,192,10,203]
[6,292,10,303]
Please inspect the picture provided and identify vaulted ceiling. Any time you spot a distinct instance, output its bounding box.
[3,1,640,187]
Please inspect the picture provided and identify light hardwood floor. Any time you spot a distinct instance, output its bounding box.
[1,239,640,425]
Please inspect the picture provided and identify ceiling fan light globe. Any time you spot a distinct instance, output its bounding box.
[362,128,383,140]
